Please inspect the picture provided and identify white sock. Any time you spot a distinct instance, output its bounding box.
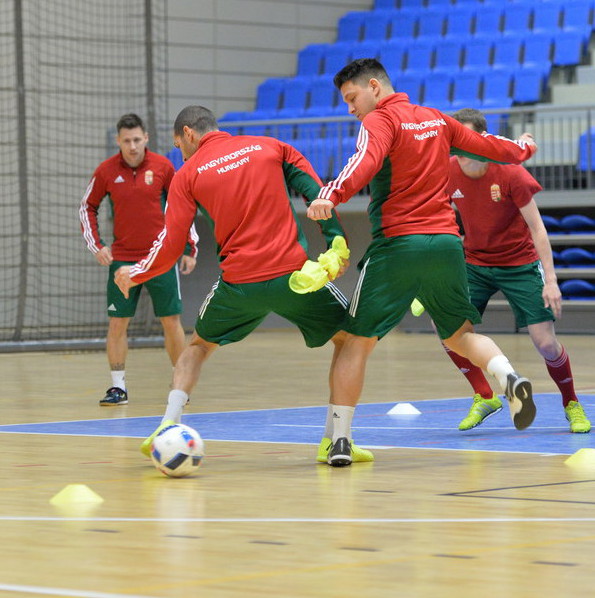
[324,405,334,438]
[486,355,514,391]
[111,370,126,391]
[331,405,355,442]
[162,389,188,424]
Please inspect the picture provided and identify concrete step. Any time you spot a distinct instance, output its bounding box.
[576,65,595,85]
[551,82,595,104]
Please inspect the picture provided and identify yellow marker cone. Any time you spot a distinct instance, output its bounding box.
[565,448,595,468]
[50,484,104,506]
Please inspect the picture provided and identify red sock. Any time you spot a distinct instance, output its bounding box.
[443,344,494,399]
[545,346,578,407]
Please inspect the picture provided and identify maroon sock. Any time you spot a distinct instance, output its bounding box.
[545,346,578,407]
[443,344,494,399]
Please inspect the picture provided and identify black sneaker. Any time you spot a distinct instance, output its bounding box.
[327,437,352,467]
[504,373,535,430]
[100,386,128,406]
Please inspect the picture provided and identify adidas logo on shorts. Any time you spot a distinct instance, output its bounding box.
[452,188,464,199]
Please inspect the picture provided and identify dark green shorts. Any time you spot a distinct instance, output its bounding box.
[345,234,481,340]
[466,261,554,328]
[107,261,182,318]
[195,273,348,347]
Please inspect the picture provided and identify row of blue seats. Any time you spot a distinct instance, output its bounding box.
[375,0,594,11]
[297,33,583,78]
[339,2,592,43]
[553,248,595,265]
[559,279,595,298]
[542,214,595,233]
[227,69,544,122]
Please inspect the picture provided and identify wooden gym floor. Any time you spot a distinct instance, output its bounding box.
[0,330,594,598]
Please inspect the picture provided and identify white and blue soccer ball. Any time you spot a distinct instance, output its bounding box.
[150,423,205,478]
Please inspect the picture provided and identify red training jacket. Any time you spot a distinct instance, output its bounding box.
[318,93,537,240]
[80,150,198,262]
[129,132,345,284]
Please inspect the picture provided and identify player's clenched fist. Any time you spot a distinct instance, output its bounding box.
[307,198,335,221]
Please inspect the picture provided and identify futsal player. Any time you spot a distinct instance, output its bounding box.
[442,108,590,433]
[115,105,374,466]
[306,59,539,463]
[80,113,198,405]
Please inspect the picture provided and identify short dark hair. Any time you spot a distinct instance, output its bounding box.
[451,108,487,134]
[173,105,219,137]
[333,58,392,89]
[116,113,145,133]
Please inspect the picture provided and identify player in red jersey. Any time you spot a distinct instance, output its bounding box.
[307,59,539,464]
[442,108,590,433]
[115,105,374,465]
[80,114,198,406]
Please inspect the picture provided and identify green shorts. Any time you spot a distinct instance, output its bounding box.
[466,261,555,328]
[345,234,481,340]
[107,261,182,318]
[195,273,347,347]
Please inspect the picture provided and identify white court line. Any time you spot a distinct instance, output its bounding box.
[2,516,595,523]
[0,583,155,598]
[272,424,572,431]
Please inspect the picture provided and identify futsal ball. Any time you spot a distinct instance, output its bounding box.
[150,423,205,478]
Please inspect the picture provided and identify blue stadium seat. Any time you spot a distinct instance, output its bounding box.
[361,11,393,41]
[502,3,533,37]
[422,71,453,109]
[462,38,493,72]
[562,1,594,42]
[166,147,184,171]
[426,0,453,7]
[433,39,464,73]
[277,77,311,118]
[522,33,553,74]
[389,11,419,39]
[416,9,447,39]
[375,0,397,9]
[399,0,426,9]
[295,121,324,140]
[541,214,564,234]
[252,78,287,118]
[444,5,475,39]
[395,71,424,103]
[532,2,563,34]
[379,39,407,79]
[553,30,585,66]
[578,126,595,171]
[492,37,523,70]
[482,70,513,107]
[560,279,595,299]
[473,4,503,38]
[552,250,565,267]
[337,12,365,42]
[350,40,382,61]
[450,71,482,109]
[512,66,545,103]
[304,76,337,117]
[560,247,595,265]
[322,43,353,75]
[404,38,435,73]
[296,44,325,77]
[560,214,595,232]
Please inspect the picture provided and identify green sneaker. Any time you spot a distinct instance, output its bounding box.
[565,401,591,433]
[140,420,177,457]
[316,437,374,463]
[459,393,503,431]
